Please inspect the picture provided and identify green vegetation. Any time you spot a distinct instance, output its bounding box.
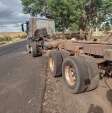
[47,0,85,31]
[21,0,46,16]
[21,0,112,32]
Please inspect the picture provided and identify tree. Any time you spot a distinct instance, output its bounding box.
[21,0,86,31]
[48,0,87,31]
[21,0,46,16]
[21,0,112,32]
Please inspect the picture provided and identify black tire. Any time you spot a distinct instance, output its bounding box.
[83,56,99,91]
[62,56,99,94]
[48,50,63,77]
[31,43,42,57]
[26,44,31,54]
[26,37,32,54]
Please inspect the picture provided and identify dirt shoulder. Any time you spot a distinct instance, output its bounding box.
[42,69,112,113]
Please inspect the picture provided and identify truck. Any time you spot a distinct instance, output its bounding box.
[22,17,55,57]
[23,17,112,94]
[45,0,112,94]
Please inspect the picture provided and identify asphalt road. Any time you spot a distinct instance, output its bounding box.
[0,41,47,113]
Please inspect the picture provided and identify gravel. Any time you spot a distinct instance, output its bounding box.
[42,70,65,113]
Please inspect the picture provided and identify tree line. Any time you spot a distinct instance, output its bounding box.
[21,0,112,32]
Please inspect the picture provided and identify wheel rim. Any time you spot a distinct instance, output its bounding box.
[65,65,76,86]
[49,57,55,72]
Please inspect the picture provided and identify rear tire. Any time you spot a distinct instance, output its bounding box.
[84,56,99,91]
[26,37,32,54]
[31,43,42,57]
[26,44,31,54]
[48,50,63,77]
[62,56,99,94]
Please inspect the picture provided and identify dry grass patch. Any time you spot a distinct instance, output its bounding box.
[0,32,27,45]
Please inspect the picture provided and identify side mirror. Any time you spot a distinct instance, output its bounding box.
[21,21,29,34]
[21,24,25,32]
[26,21,29,34]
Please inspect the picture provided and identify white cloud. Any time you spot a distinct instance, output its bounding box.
[0,0,29,25]
[0,1,7,11]
[0,24,22,32]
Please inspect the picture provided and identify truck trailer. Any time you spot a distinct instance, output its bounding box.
[47,38,112,94]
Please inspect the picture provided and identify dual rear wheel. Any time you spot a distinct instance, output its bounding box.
[48,50,99,94]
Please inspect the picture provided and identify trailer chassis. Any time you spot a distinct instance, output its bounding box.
[47,40,112,93]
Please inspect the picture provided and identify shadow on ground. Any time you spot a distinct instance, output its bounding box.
[106,89,112,105]
[87,104,104,113]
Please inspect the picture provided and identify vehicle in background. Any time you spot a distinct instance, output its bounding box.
[22,17,55,57]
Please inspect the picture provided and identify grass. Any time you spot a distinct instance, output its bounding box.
[0,36,13,42]
[0,32,27,45]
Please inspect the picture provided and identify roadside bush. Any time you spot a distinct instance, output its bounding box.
[18,34,27,39]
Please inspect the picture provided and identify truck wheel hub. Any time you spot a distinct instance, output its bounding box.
[65,66,76,86]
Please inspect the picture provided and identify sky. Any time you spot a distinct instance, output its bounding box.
[0,0,29,32]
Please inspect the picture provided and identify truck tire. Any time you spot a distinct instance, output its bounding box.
[26,44,31,54]
[62,56,99,94]
[26,37,32,54]
[31,43,42,57]
[84,56,99,91]
[48,50,63,77]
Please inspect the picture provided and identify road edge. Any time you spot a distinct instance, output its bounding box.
[0,39,26,48]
